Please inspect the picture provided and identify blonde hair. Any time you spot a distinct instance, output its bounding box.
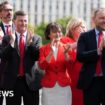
[66,17,85,38]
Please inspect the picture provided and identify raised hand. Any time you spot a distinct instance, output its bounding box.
[0,27,4,44]
[51,38,60,52]
[98,32,105,55]
[9,28,16,46]
[63,42,77,54]
[27,29,34,44]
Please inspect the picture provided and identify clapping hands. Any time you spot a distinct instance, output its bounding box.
[63,42,77,54]
[98,31,105,55]
[27,29,33,44]
[0,27,4,44]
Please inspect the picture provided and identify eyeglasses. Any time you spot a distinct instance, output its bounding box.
[3,9,13,12]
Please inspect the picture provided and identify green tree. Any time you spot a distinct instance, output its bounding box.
[29,16,73,45]
[56,16,73,34]
[35,22,49,45]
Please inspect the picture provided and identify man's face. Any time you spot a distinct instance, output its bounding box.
[14,15,28,33]
[93,9,105,31]
[2,4,13,22]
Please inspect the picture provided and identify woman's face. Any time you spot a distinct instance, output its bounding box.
[49,31,57,40]
[49,28,62,40]
[71,23,87,41]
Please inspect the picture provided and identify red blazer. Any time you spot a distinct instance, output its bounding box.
[61,36,82,87]
[60,36,74,43]
[38,43,72,88]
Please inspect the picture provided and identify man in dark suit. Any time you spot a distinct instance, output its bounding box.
[77,8,105,105]
[0,1,14,36]
[0,1,14,105]
[1,10,42,105]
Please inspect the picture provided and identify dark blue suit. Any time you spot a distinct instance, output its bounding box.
[0,21,14,105]
[77,29,105,105]
[1,33,42,105]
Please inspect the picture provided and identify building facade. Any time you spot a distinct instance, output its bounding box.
[0,0,105,28]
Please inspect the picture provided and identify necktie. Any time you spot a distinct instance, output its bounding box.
[5,25,11,35]
[96,32,103,76]
[19,35,25,76]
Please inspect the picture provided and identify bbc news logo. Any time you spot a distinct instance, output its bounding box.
[0,90,14,97]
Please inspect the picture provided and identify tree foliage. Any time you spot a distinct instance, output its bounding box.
[56,16,73,34]
[29,16,73,45]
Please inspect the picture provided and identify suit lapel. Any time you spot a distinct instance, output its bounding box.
[25,32,29,45]
[90,29,97,49]
[24,32,28,56]
[14,33,20,56]
[0,22,6,35]
[57,45,64,61]
[50,44,64,62]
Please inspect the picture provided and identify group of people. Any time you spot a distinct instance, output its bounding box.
[0,1,41,105]
[0,1,105,105]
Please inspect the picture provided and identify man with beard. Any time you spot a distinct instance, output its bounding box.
[77,8,105,105]
[0,1,14,35]
[0,1,14,105]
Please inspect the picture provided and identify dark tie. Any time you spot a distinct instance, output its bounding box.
[5,25,11,35]
[19,34,25,76]
[96,32,103,76]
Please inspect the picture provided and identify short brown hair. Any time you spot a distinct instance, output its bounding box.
[1,1,12,11]
[93,8,105,18]
[13,10,27,20]
[45,22,62,40]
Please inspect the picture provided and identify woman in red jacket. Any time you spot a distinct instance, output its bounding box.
[61,17,87,105]
[38,22,73,105]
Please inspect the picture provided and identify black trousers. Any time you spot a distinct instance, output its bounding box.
[0,60,6,105]
[83,77,105,105]
[6,76,39,105]
[0,96,3,105]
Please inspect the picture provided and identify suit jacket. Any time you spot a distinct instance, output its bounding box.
[0,21,14,88]
[77,29,105,90]
[0,22,6,36]
[38,43,71,88]
[0,33,42,90]
[0,21,6,74]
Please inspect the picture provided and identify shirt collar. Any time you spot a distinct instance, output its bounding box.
[95,28,105,36]
[16,31,27,38]
[95,28,100,37]
[3,21,12,27]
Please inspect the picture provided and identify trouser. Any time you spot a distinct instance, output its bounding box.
[84,77,105,105]
[6,76,39,105]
